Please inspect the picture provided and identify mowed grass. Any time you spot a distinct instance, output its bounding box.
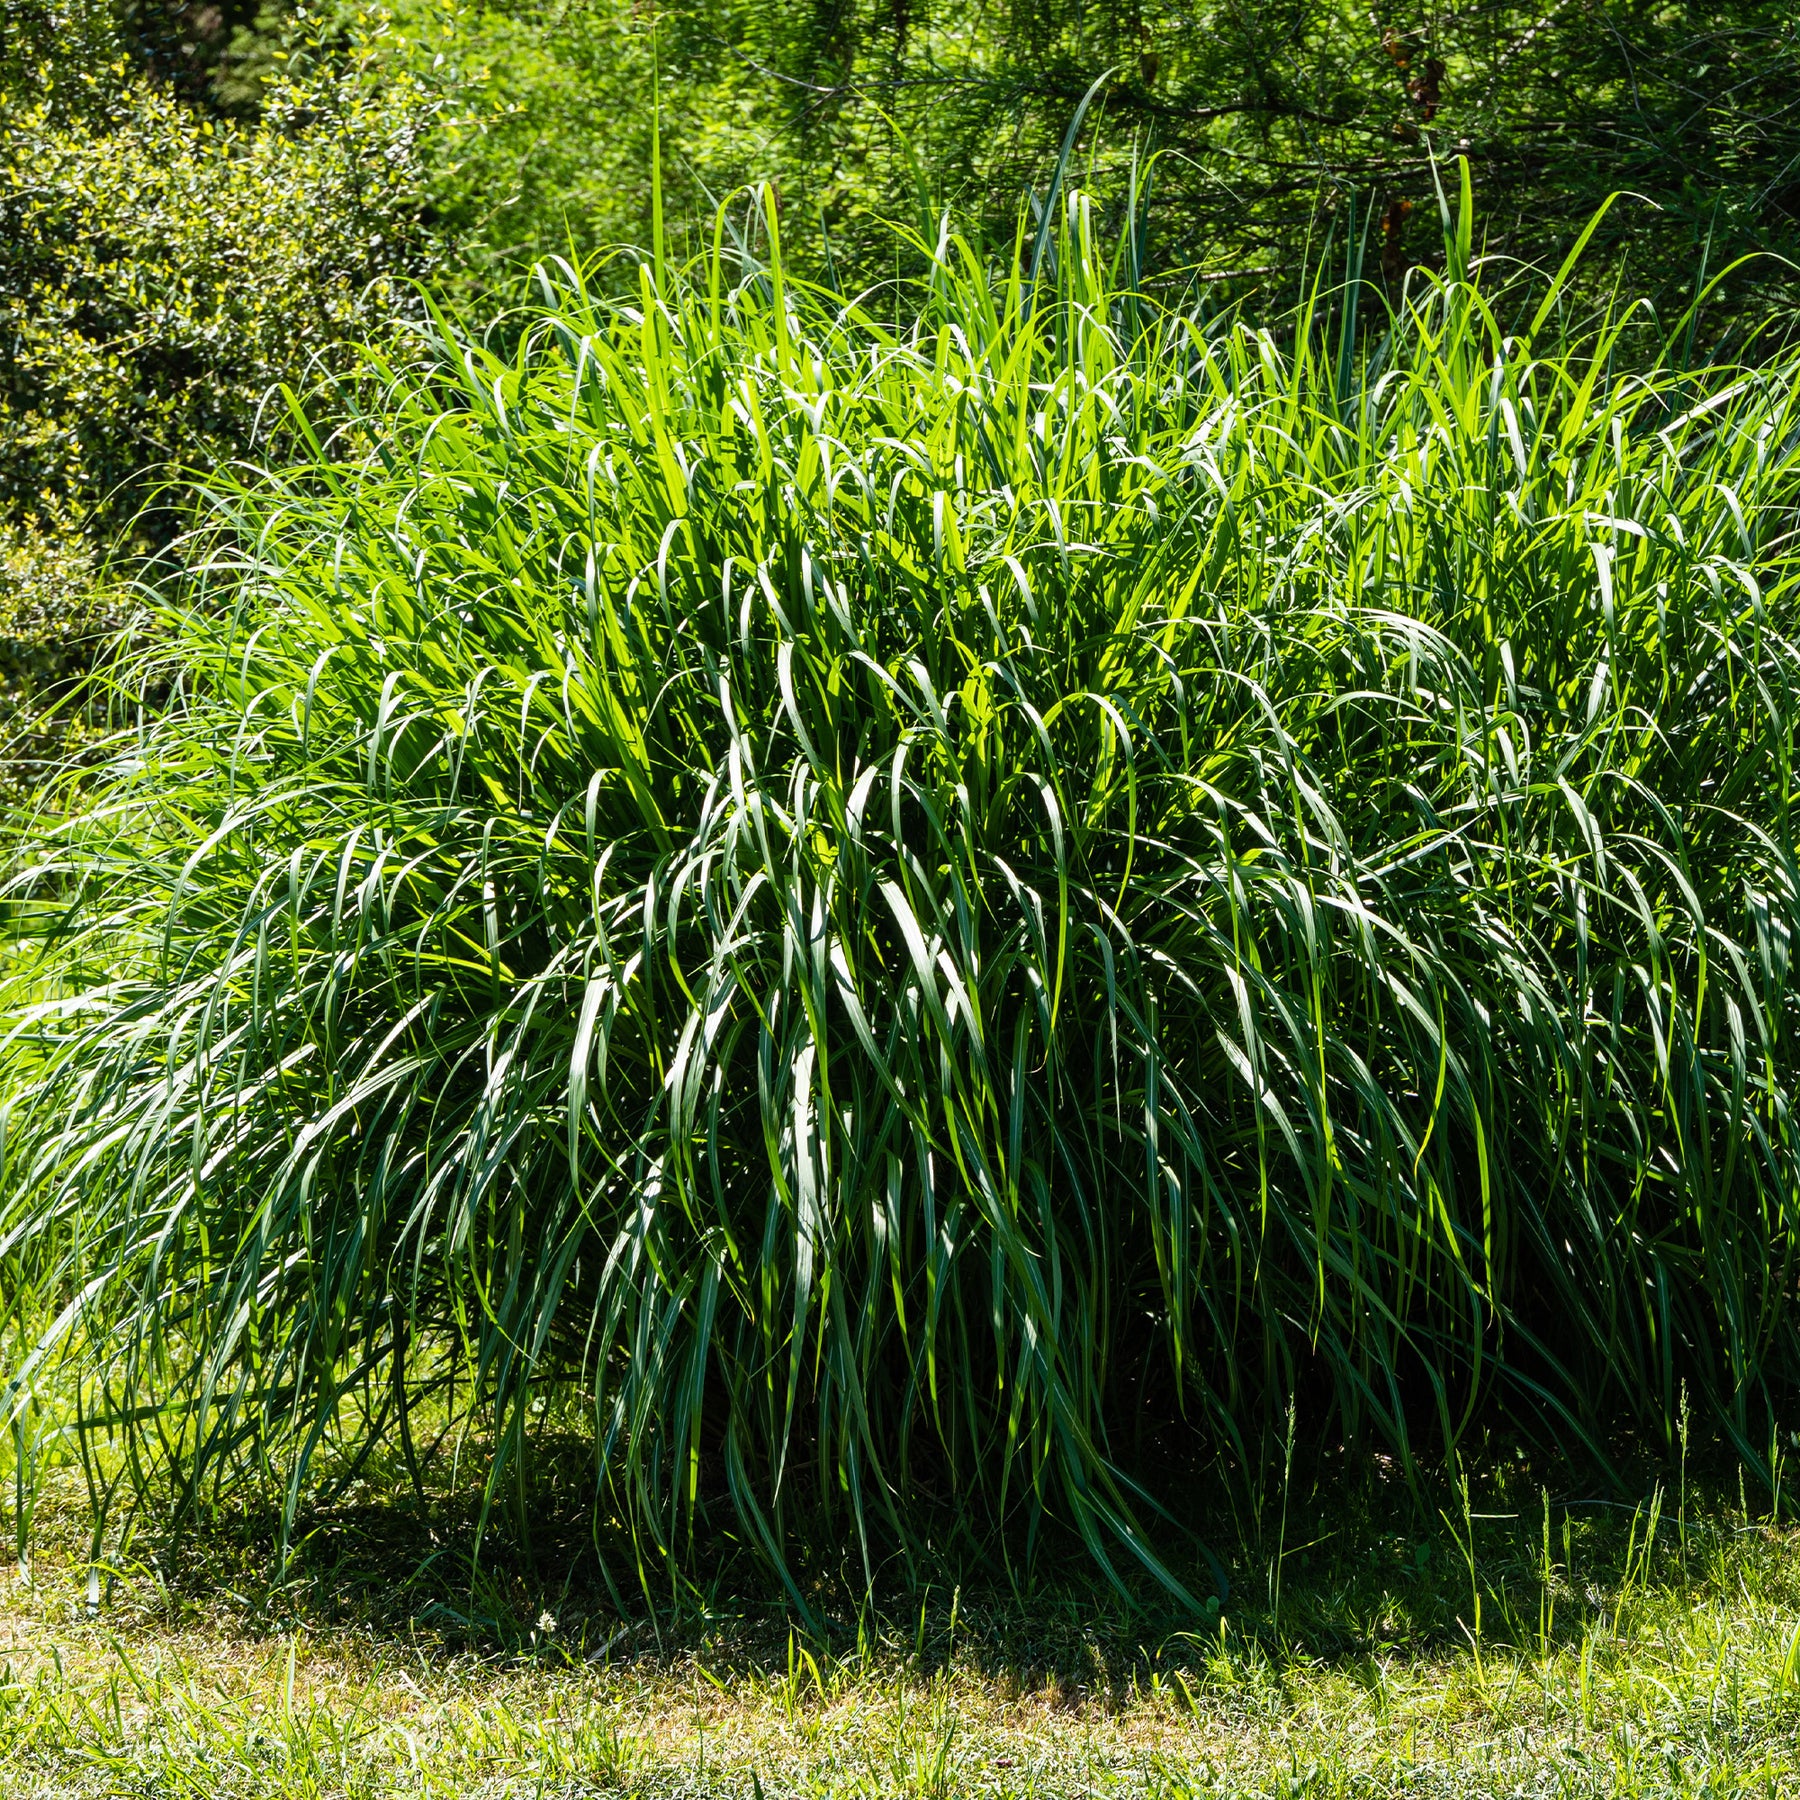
[2,1460,1799,1799]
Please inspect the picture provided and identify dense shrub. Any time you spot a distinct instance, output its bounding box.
[4,187,1800,1605]
[0,0,440,543]
[0,0,444,786]
[0,517,137,804]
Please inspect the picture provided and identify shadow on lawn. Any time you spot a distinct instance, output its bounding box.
[84,1424,1799,1701]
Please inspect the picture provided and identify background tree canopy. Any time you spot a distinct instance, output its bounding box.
[417,0,1800,308]
[88,0,1800,303]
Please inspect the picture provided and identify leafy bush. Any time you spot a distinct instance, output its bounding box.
[0,0,441,545]
[0,1,449,792]
[5,182,1800,1605]
[0,516,138,805]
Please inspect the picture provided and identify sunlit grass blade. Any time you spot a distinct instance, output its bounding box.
[4,180,1800,1607]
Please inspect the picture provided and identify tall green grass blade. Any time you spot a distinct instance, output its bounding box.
[4,190,1800,1608]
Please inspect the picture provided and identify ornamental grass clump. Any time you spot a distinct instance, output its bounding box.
[4,175,1800,1605]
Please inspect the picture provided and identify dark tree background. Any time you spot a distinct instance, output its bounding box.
[35,0,1799,312]
[525,0,1800,314]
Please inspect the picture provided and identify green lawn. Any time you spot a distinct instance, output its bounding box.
[4,1472,1798,1798]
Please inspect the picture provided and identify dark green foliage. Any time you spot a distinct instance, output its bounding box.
[0,0,440,546]
[4,187,1799,1606]
[0,519,136,803]
[111,0,287,113]
[0,0,444,787]
[369,0,1800,308]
